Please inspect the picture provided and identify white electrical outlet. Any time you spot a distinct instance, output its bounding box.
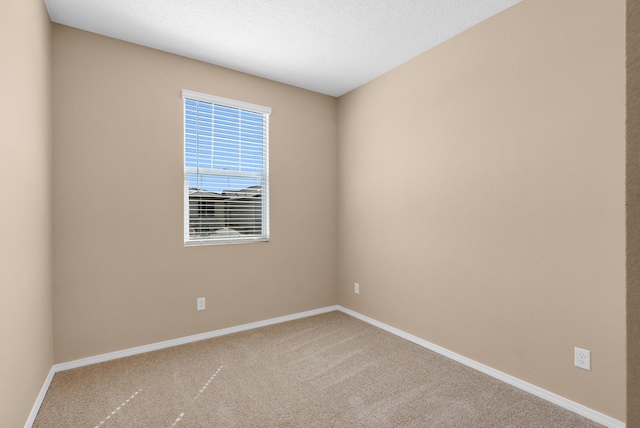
[197,297,206,311]
[354,283,359,294]
[574,347,591,370]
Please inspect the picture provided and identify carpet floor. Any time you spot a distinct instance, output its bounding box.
[33,311,604,427]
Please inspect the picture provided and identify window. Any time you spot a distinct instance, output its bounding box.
[183,90,270,245]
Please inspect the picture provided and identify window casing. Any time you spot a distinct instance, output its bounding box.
[183,90,270,245]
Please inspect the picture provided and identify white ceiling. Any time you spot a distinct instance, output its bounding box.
[44,0,521,97]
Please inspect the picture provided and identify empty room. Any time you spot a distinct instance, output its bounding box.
[2,0,638,427]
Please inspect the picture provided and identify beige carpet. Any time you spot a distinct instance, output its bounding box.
[33,311,603,427]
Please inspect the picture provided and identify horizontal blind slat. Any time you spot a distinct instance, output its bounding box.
[184,91,269,244]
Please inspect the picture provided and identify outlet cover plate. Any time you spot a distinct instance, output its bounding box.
[574,347,591,370]
[197,297,206,311]
[354,283,359,294]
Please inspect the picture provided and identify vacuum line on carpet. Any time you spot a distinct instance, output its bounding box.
[94,388,142,428]
[170,412,185,427]
[194,365,224,400]
[168,365,225,427]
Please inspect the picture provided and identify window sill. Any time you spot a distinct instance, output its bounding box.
[184,237,270,247]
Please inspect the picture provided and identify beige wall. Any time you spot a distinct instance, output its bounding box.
[52,25,337,362]
[0,0,53,426]
[337,0,626,421]
[628,1,640,426]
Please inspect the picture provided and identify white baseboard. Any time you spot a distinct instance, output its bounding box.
[26,304,624,428]
[24,367,55,428]
[337,306,625,428]
[54,305,340,372]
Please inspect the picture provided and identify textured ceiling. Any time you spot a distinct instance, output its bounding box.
[44,0,521,97]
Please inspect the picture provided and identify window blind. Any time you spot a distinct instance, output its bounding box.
[183,90,270,245]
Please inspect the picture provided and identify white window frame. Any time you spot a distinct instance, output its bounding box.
[183,89,271,246]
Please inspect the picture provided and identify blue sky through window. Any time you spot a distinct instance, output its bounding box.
[185,99,265,193]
